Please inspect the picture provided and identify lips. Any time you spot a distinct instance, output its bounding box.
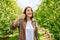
[28,13,32,15]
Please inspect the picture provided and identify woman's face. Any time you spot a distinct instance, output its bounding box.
[26,8,33,18]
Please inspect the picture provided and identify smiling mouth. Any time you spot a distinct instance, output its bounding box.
[28,13,31,15]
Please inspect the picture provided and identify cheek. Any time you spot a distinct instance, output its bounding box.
[27,13,32,17]
[26,11,29,15]
[26,11,29,14]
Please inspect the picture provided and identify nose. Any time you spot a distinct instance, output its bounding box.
[29,10,32,13]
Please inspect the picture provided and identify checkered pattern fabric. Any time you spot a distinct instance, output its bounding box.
[10,19,38,40]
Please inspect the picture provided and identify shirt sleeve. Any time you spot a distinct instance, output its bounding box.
[10,21,18,30]
[36,22,38,27]
[35,21,38,40]
[32,18,38,27]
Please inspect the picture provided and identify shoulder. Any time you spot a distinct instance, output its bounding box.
[32,18,37,22]
[32,18,38,27]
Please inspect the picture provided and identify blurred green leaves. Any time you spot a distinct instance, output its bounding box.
[34,0,60,40]
[0,0,22,38]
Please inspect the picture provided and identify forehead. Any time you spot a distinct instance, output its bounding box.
[26,7,32,10]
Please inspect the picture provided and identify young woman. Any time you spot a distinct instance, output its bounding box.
[10,6,38,40]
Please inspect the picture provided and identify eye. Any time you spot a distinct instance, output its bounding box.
[27,10,30,11]
[31,10,32,11]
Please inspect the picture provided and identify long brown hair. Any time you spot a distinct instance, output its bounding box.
[23,6,33,22]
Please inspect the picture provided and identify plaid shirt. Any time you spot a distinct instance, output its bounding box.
[10,19,38,40]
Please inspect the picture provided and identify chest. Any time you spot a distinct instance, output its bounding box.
[25,21,34,33]
[19,21,36,30]
[18,20,37,40]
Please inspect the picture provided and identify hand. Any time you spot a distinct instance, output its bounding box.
[13,13,25,26]
[20,13,25,19]
[17,13,25,20]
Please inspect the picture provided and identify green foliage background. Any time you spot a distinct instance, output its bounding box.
[0,0,22,39]
[0,0,60,40]
[34,0,60,40]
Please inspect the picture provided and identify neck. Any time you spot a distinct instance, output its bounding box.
[27,17,31,21]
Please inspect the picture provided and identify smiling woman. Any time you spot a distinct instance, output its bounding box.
[10,6,38,40]
[15,0,42,11]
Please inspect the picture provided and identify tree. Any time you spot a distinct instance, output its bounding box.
[34,0,60,40]
[0,0,22,40]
